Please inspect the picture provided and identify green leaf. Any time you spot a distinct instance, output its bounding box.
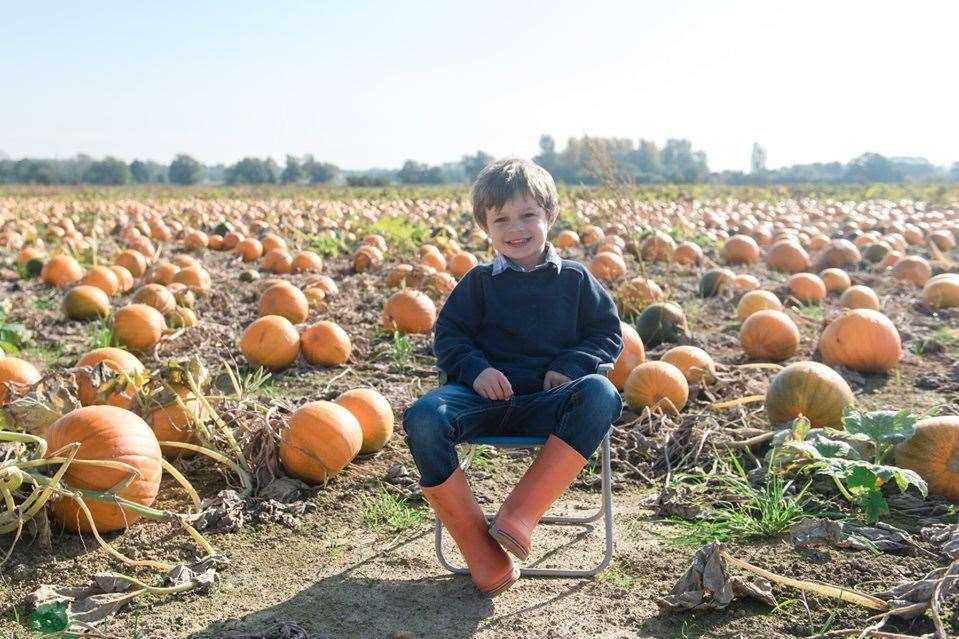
[786,415,811,442]
[813,458,927,497]
[27,601,69,633]
[806,433,862,460]
[843,407,916,446]
[846,465,880,493]
[859,489,889,524]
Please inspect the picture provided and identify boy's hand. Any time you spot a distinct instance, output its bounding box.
[543,370,571,390]
[473,367,513,401]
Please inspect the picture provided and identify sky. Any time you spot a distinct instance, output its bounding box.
[2,1,957,172]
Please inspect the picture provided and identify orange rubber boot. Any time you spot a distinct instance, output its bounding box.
[421,468,520,596]
[489,434,587,560]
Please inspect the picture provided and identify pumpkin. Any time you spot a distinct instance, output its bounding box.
[149,384,205,457]
[291,250,324,273]
[419,246,446,272]
[894,417,959,501]
[184,230,208,250]
[363,234,388,252]
[223,231,244,250]
[172,265,212,292]
[554,229,580,249]
[672,241,703,266]
[623,361,689,412]
[133,284,176,315]
[235,237,264,262]
[304,274,338,297]
[636,302,688,348]
[786,273,827,304]
[818,309,901,373]
[259,282,309,324]
[261,233,288,254]
[819,268,851,294]
[607,322,645,391]
[81,266,121,296]
[921,276,959,309]
[115,250,147,278]
[448,252,478,278]
[280,400,363,484]
[765,240,810,273]
[930,230,956,251]
[334,388,394,454]
[616,277,664,315]
[109,265,135,293]
[581,226,605,247]
[736,290,783,321]
[301,321,352,366]
[386,264,415,288]
[814,239,861,270]
[207,234,224,250]
[765,361,854,428]
[63,285,111,321]
[261,248,293,274]
[739,310,800,362]
[723,235,760,265]
[839,285,881,311]
[354,245,385,273]
[382,290,436,334]
[167,306,198,328]
[699,268,735,298]
[0,357,41,405]
[734,274,760,291]
[147,261,180,285]
[661,346,715,384]
[640,231,676,262]
[863,242,891,264]
[240,315,301,371]
[424,272,457,298]
[589,251,627,282]
[112,304,166,352]
[45,405,162,532]
[41,255,84,288]
[891,256,932,286]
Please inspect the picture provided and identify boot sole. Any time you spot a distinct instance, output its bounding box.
[488,524,530,561]
[483,565,521,597]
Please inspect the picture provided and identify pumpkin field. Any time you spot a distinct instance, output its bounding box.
[2,185,959,639]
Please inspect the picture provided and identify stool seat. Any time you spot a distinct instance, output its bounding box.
[468,435,547,448]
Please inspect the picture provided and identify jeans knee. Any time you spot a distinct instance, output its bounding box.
[402,397,453,453]
[579,374,623,421]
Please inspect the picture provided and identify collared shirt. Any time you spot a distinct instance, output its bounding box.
[490,242,563,276]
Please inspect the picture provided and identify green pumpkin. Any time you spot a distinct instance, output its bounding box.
[636,302,689,348]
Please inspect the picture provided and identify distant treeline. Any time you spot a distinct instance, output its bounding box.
[2,136,957,186]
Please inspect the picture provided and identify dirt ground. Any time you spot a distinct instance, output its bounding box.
[2,212,958,639]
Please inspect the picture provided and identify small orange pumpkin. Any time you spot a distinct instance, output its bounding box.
[63,285,111,321]
[240,315,301,371]
[334,388,394,454]
[112,304,166,352]
[382,290,436,334]
[818,309,901,374]
[607,322,645,391]
[739,310,800,362]
[623,361,689,412]
[259,282,309,324]
[301,321,352,366]
[279,400,363,484]
[765,361,854,428]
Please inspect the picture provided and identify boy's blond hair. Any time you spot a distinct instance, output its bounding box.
[470,157,559,230]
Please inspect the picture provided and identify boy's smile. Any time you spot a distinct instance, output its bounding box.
[485,193,554,270]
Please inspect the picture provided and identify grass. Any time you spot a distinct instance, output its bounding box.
[916,327,959,354]
[467,444,495,470]
[794,303,825,321]
[32,296,58,311]
[360,484,427,536]
[360,215,432,254]
[86,320,115,349]
[389,331,413,370]
[664,454,815,545]
[598,558,641,589]
[300,232,344,258]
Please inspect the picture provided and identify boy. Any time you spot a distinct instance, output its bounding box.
[402,158,624,596]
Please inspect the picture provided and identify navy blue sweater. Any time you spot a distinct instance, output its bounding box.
[432,245,624,396]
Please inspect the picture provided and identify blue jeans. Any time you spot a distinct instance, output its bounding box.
[402,374,623,487]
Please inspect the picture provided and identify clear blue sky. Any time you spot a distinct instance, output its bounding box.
[2,1,956,172]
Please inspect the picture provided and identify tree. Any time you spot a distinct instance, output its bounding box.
[950,162,959,181]
[844,153,903,183]
[168,154,204,185]
[397,160,444,184]
[225,157,278,184]
[281,155,304,184]
[129,160,167,183]
[461,150,494,182]
[751,142,767,174]
[633,139,662,178]
[82,157,130,185]
[306,160,340,184]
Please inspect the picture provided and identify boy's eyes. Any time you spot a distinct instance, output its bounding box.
[493,213,538,224]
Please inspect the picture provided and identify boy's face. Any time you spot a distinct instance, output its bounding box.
[484,193,554,269]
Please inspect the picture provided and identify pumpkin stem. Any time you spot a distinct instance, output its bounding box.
[159,458,201,511]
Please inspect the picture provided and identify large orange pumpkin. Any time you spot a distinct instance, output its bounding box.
[235,237,264,262]
[787,273,827,304]
[818,309,901,374]
[623,361,689,412]
[334,388,394,454]
[922,276,959,309]
[76,347,145,409]
[63,285,111,321]
[661,346,715,384]
[0,357,42,405]
[149,384,205,457]
[894,417,959,501]
[133,284,176,315]
[740,310,800,362]
[765,240,810,273]
[839,285,881,311]
[616,277,664,315]
[261,248,293,274]
[45,405,162,532]
[240,315,300,371]
[765,361,854,428]
[382,290,436,334]
[259,282,309,324]
[819,268,851,294]
[607,322,645,391]
[301,321,352,366]
[291,250,324,274]
[891,256,932,286]
[723,235,760,265]
[736,290,782,321]
[81,266,121,296]
[113,304,166,352]
[449,252,479,278]
[41,255,84,288]
[172,265,212,292]
[280,401,363,484]
[589,251,627,282]
[115,250,147,278]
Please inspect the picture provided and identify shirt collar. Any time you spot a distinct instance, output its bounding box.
[491,242,562,276]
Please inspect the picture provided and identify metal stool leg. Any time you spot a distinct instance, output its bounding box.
[434,433,615,578]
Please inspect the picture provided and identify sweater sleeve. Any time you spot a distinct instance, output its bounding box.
[432,268,492,388]
[547,268,623,380]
